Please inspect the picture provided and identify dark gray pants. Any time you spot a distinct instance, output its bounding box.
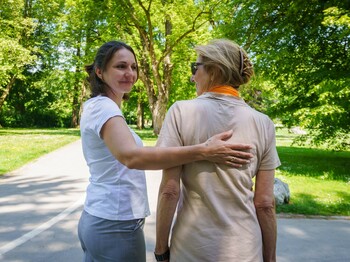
[78,210,146,262]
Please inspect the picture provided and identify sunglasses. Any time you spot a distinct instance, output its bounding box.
[191,62,204,75]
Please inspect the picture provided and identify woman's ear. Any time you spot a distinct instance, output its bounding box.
[95,68,103,80]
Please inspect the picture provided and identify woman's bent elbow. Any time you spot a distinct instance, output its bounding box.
[160,184,180,201]
[254,197,275,209]
[116,155,141,170]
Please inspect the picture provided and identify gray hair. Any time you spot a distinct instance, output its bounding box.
[195,39,254,89]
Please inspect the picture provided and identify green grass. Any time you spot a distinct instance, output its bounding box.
[134,127,158,146]
[276,145,350,216]
[275,127,349,216]
[1,127,349,217]
[0,128,80,174]
[275,175,349,216]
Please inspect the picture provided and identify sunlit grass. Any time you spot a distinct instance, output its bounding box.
[276,172,349,216]
[0,128,80,174]
[133,126,157,146]
[1,127,349,216]
[274,128,349,216]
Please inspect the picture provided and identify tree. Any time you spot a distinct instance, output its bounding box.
[0,0,83,127]
[0,0,36,111]
[55,0,105,127]
[112,0,216,134]
[218,0,350,149]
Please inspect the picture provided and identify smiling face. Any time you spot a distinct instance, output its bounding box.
[96,47,138,103]
[191,57,211,96]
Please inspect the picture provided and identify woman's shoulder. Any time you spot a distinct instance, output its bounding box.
[167,98,204,114]
[85,95,114,105]
[84,96,119,110]
[82,96,122,124]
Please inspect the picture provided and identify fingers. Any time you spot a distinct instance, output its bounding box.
[226,143,253,151]
[232,150,254,160]
[213,130,233,141]
[224,144,254,161]
[226,160,244,168]
[212,154,251,167]
[204,132,254,166]
[228,155,251,165]
[218,157,245,168]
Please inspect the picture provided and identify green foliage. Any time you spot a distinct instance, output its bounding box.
[0,69,77,127]
[239,75,278,114]
[108,0,219,133]
[122,83,153,127]
[216,0,350,150]
[0,0,36,87]
[271,78,350,150]
[1,0,349,148]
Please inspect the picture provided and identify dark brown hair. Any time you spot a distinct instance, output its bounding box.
[85,41,138,98]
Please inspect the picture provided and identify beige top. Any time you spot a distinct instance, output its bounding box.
[157,92,281,262]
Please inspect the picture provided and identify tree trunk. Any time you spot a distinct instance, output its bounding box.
[71,45,81,128]
[152,96,168,135]
[78,80,87,126]
[150,14,173,135]
[137,101,144,129]
[71,89,80,127]
[0,75,16,110]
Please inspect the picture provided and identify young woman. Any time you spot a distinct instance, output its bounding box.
[78,41,253,262]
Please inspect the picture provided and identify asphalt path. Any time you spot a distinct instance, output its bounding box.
[0,140,349,262]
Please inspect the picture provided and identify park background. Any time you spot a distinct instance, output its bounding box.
[1,0,349,217]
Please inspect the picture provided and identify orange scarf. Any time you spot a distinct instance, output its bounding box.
[209,85,239,97]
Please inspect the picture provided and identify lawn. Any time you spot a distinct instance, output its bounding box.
[274,128,350,216]
[0,127,349,217]
[0,128,80,175]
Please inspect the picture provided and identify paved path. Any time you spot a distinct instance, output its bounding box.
[0,140,349,262]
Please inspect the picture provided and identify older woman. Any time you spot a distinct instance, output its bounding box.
[155,39,280,262]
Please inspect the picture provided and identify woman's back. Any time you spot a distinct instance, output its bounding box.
[157,92,279,261]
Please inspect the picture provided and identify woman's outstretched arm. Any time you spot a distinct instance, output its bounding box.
[101,116,253,170]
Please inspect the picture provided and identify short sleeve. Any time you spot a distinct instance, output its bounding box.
[259,119,281,170]
[157,103,184,147]
[83,96,124,138]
